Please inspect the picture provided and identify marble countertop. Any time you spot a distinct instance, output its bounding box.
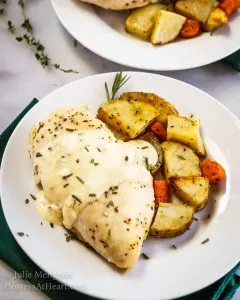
[0,0,239,299]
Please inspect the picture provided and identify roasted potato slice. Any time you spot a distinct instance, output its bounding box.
[97,99,158,139]
[138,132,163,173]
[161,141,201,179]
[120,92,178,126]
[175,0,215,23]
[204,8,228,32]
[125,4,168,40]
[150,203,194,238]
[171,176,210,211]
[150,10,186,45]
[167,115,206,156]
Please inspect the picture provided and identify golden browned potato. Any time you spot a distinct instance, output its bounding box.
[204,8,228,32]
[150,10,186,45]
[125,4,168,40]
[120,92,178,126]
[166,115,206,156]
[97,99,158,139]
[161,141,201,179]
[175,0,215,23]
[138,132,163,173]
[171,176,210,211]
[150,203,194,238]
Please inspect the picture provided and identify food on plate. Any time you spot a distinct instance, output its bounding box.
[153,180,169,205]
[97,99,158,139]
[150,120,167,141]
[166,115,206,156]
[175,0,216,23]
[120,92,178,125]
[30,106,159,269]
[150,10,186,45]
[78,0,152,10]
[180,19,200,38]
[124,0,239,45]
[150,203,194,238]
[125,4,169,40]
[200,159,226,183]
[138,132,163,174]
[171,177,210,211]
[161,141,201,179]
[29,73,227,269]
[204,7,228,32]
[219,0,239,16]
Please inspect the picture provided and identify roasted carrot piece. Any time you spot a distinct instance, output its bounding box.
[180,19,200,38]
[153,180,169,205]
[150,120,167,141]
[219,0,239,16]
[200,159,226,183]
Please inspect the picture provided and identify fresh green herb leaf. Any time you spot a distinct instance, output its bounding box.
[105,72,130,100]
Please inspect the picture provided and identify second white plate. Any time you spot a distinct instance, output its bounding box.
[51,0,240,70]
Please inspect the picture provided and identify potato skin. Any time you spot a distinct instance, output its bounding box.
[138,132,163,174]
[171,176,210,211]
[120,92,178,126]
[175,0,215,23]
[150,203,194,238]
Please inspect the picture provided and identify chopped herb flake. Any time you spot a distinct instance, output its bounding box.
[72,194,82,203]
[50,223,54,228]
[76,176,84,184]
[17,232,25,237]
[62,173,73,179]
[66,128,74,132]
[25,199,29,204]
[30,194,36,200]
[85,146,89,152]
[144,157,150,170]
[177,155,185,160]
[201,238,210,245]
[142,146,149,150]
[170,245,177,250]
[63,183,69,188]
[36,152,43,157]
[141,253,150,260]
[89,193,96,197]
[125,156,128,162]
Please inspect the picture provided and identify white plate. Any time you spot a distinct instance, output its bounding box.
[1,72,240,300]
[51,0,240,71]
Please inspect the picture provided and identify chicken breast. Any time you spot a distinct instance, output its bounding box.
[78,0,152,10]
[30,106,157,269]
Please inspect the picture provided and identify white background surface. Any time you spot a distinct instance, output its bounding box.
[0,0,239,299]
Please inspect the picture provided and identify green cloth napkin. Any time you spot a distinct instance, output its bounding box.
[223,50,240,72]
[0,99,239,300]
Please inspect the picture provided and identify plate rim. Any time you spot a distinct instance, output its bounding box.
[50,0,240,71]
[1,71,240,300]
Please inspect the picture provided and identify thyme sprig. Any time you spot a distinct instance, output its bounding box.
[1,0,78,73]
[105,72,130,100]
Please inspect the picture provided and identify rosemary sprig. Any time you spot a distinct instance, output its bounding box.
[105,72,130,100]
[1,0,78,73]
